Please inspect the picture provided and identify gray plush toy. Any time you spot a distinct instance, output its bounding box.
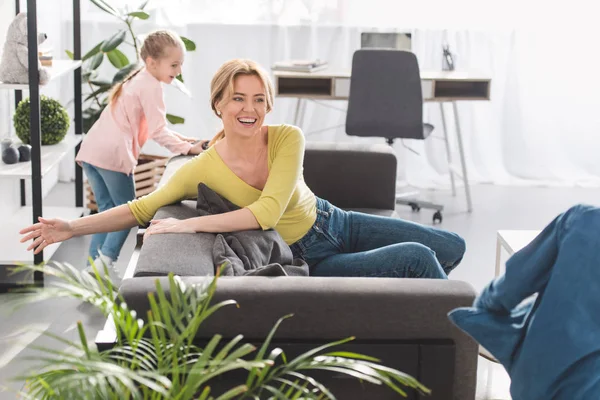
[0,12,50,85]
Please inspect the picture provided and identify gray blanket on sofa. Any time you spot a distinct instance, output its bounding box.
[196,184,309,277]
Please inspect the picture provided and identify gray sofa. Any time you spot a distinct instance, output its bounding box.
[108,142,478,400]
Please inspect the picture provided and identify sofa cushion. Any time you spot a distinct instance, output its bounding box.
[133,201,215,277]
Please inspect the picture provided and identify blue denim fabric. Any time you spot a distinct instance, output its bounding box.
[82,162,135,262]
[449,204,600,400]
[289,197,465,278]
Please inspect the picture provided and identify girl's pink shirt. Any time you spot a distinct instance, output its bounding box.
[75,68,192,175]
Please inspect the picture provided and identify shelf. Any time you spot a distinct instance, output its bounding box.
[0,133,82,179]
[0,60,82,90]
[0,205,84,265]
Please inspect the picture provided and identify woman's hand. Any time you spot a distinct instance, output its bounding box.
[188,140,209,155]
[19,217,74,254]
[143,217,196,241]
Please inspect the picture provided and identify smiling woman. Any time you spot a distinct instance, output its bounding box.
[20,58,466,283]
[207,59,274,147]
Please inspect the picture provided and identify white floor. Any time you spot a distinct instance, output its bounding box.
[2,182,600,399]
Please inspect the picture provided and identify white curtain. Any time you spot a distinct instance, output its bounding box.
[57,0,600,188]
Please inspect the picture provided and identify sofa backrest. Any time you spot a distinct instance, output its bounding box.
[303,142,397,211]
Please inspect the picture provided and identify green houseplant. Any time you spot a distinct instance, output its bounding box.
[7,262,430,399]
[66,0,196,132]
[13,95,70,145]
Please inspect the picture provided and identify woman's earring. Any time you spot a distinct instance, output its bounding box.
[216,110,221,116]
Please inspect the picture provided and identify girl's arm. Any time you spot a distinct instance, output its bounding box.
[172,131,197,143]
[140,83,193,155]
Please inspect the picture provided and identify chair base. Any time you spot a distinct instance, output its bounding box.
[396,192,444,223]
[396,192,444,211]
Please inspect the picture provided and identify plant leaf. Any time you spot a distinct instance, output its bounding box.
[171,77,192,97]
[89,0,120,17]
[324,351,380,362]
[214,384,248,400]
[247,314,293,389]
[106,48,129,69]
[113,63,141,84]
[65,50,74,60]
[85,85,112,102]
[83,42,104,62]
[176,74,184,83]
[101,30,127,52]
[89,79,112,87]
[139,0,150,9]
[89,52,104,70]
[128,11,150,20]
[284,336,355,370]
[180,36,196,51]
[166,114,185,124]
[285,371,334,399]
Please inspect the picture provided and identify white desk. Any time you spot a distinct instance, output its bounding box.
[273,69,492,213]
[495,230,541,277]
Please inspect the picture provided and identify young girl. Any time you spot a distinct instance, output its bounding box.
[75,29,206,276]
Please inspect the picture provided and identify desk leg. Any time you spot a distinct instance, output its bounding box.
[440,102,456,196]
[452,101,473,212]
[293,99,302,126]
[293,98,306,127]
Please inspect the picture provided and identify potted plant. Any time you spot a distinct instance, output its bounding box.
[13,95,70,145]
[7,262,430,399]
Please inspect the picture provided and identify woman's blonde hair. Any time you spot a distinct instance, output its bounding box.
[208,59,275,146]
[108,29,185,105]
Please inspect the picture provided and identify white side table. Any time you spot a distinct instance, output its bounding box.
[495,230,541,277]
[480,230,541,365]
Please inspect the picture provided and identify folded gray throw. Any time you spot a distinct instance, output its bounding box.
[196,184,309,277]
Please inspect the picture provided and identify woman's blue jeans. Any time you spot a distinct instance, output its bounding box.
[289,198,466,279]
[82,162,135,262]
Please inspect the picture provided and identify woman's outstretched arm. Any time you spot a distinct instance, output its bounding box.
[19,204,138,254]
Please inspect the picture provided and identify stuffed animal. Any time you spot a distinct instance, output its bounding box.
[0,12,50,85]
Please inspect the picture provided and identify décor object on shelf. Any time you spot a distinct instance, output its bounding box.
[0,12,50,85]
[38,51,53,67]
[17,143,32,161]
[1,138,12,152]
[13,95,70,145]
[2,146,19,164]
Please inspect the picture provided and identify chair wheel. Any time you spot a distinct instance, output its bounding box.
[409,202,421,212]
[433,211,443,224]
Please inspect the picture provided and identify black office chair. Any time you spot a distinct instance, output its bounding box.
[346,49,443,223]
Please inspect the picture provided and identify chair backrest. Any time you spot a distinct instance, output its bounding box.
[346,49,425,140]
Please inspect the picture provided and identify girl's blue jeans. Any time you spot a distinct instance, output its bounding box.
[82,162,135,262]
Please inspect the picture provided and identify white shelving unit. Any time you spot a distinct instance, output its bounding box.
[0,0,83,291]
[0,60,82,90]
[0,132,82,179]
